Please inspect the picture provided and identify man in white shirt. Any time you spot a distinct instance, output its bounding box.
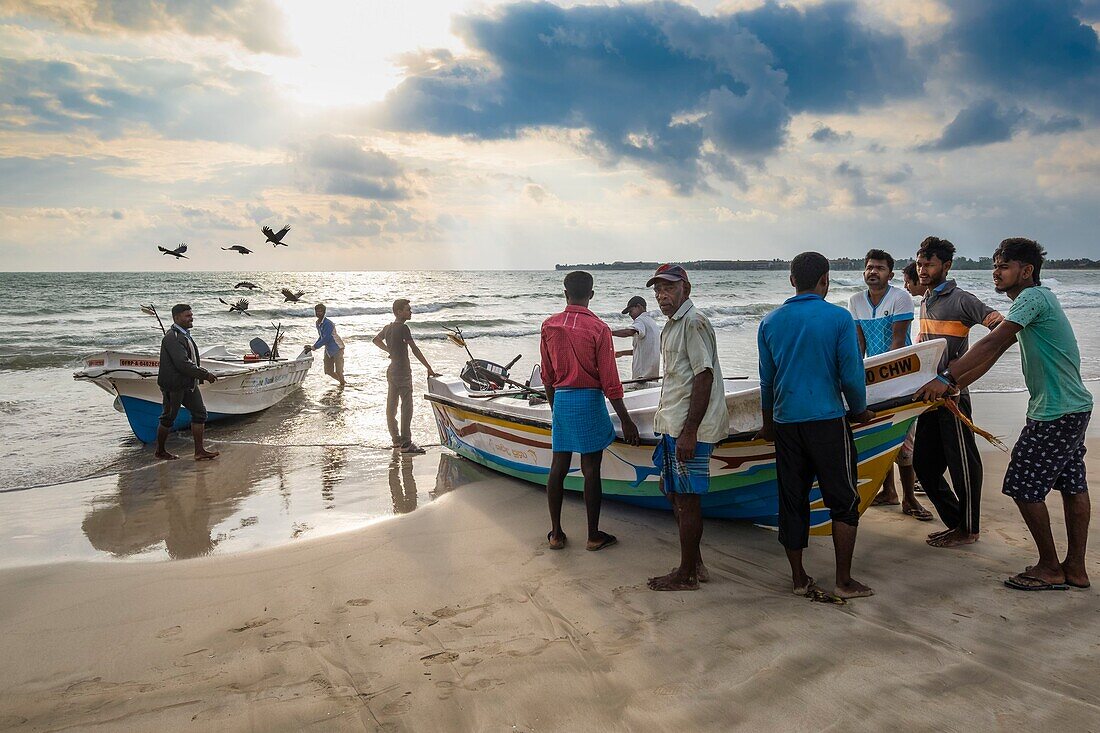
[612,296,661,385]
[847,249,931,521]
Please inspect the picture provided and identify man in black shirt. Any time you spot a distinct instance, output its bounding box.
[155,303,219,461]
[374,299,440,453]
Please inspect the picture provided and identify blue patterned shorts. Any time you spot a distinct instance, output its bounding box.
[653,434,714,495]
[1002,411,1091,503]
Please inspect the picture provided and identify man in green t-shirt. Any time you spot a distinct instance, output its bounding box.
[916,238,1093,591]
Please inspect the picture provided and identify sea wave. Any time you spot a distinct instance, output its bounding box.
[248,300,476,318]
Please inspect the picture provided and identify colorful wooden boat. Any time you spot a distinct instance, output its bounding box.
[427,339,946,533]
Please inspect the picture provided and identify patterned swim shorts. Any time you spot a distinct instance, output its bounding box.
[653,434,714,495]
[1002,411,1091,503]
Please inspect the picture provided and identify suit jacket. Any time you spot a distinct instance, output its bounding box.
[158,327,209,391]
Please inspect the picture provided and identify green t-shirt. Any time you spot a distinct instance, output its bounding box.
[1005,286,1093,421]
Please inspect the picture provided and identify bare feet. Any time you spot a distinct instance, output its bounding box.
[670,563,709,582]
[648,569,699,591]
[926,529,978,548]
[154,450,179,461]
[194,449,220,461]
[835,579,875,599]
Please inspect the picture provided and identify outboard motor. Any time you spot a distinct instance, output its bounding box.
[249,337,272,358]
[460,354,521,391]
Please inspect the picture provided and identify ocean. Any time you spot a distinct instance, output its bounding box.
[2,269,1099,492]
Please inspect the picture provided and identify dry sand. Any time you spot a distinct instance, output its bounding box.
[2,439,1100,731]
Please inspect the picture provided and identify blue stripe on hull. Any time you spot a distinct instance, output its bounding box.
[119,395,229,444]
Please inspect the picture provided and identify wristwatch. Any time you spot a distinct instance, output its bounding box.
[936,369,958,388]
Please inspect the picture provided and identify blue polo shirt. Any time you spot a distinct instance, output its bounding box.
[758,293,867,424]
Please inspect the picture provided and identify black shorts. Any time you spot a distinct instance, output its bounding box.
[1003,411,1091,503]
[774,417,861,550]
[159,387,208,428]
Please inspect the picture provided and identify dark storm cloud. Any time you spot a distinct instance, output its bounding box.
[375,1,922,192]
[808,125,852,143]
[940,0,1100,116]
[917,99,1085,151]
[6,0,294,54]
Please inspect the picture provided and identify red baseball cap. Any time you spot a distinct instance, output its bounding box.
[646,263,690,287]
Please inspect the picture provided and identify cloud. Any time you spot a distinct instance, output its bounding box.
[4,0,295,54]
[917,99,1085,151]
[375,1,921,191]
[940,0,1100,116]
[294,135,410,201]
[0,56,292,145]
[808,124,852,143]
[833,161,886,206]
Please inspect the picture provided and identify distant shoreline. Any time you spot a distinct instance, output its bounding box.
[556,257,1100,271]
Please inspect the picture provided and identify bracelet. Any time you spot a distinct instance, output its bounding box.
[934,374,952,386]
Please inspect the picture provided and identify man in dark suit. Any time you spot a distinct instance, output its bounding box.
[155,303,219,461]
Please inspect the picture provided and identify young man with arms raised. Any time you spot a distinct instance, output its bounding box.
[612,295,661,386]
[913,237,1002,548]
[917,239,1092,590]
[645,264,730,591]
[155,304,219,461]
[374,299,440,454]
[757,253,876,599]
[305,303,346,387]
[541,271,641,552]
[848,250,932,521]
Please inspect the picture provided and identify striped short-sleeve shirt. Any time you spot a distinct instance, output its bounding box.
[848,285,914,357]
[918,279,1001,393]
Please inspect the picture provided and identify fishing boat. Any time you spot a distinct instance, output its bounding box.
[427,339,947,534]
[74,344,313,443]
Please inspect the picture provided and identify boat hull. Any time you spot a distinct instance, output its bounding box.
[428,340,947,533]
[75,348,313,443]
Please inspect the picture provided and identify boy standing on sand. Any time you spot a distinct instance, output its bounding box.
[374,299,440,454]
[757,253,876,600]
[916,238,1092,591]
[541,271,641,551]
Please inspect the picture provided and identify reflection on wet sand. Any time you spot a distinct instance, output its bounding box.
[74,448,498,563]
[82,452,277,560]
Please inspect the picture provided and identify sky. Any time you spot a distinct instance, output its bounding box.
[1,0,1099,271]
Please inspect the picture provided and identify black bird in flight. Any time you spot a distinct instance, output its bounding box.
[281,288,306,303]
[219,297,251,315]
[158,243,189,259]
[234,281,260,290]
[222,245,252,255]
[262,225,291,247]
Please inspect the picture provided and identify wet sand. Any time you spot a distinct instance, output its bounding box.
[2,402,1099,730]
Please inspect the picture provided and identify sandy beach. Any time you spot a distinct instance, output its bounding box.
[2,395,1099,731]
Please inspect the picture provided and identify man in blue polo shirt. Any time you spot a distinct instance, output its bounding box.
[757,252,876,600]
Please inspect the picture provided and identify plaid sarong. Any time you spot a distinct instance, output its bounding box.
[653,434,714,494]
[550,387,615,454]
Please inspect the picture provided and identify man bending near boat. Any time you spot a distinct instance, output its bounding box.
[916,238,1092,590]
[155,303,219,461]
[646,264,729,591]
[540,271,640,552]
[757,252,875,599]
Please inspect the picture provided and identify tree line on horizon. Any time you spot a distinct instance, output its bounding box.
[556,256,1100,272]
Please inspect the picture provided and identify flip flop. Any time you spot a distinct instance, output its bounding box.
[1004,574,1069,591]
[835,586,875,599]
[903,506,934,521]
[871,494,901,507]
[547,531,567,550]
[1066,580,1092,589]
[586,531,617,551]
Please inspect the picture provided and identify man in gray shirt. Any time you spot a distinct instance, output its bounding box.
[613,295,661,385]
[374,299,440,454]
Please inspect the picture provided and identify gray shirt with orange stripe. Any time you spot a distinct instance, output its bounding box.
[918,279,1001,395]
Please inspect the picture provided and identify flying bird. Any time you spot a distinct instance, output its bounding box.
[262,225,291,247]
[234,281,260,290]
[281,288,306,303]
[222,245,252,255]
[158,243,189,259]
[218,297,251,315]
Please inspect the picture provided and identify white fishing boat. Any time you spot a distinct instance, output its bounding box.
[427,339,947,533]
[75,345,313,443]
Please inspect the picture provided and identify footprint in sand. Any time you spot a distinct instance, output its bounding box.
[156,625,182,639]
[431,606,458,618]
[402,615,439,630]
[420,651,458,665]
[263,639,330,654]
[346,598,373,607]
[381,695,412,716]
[230,617,276,633]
